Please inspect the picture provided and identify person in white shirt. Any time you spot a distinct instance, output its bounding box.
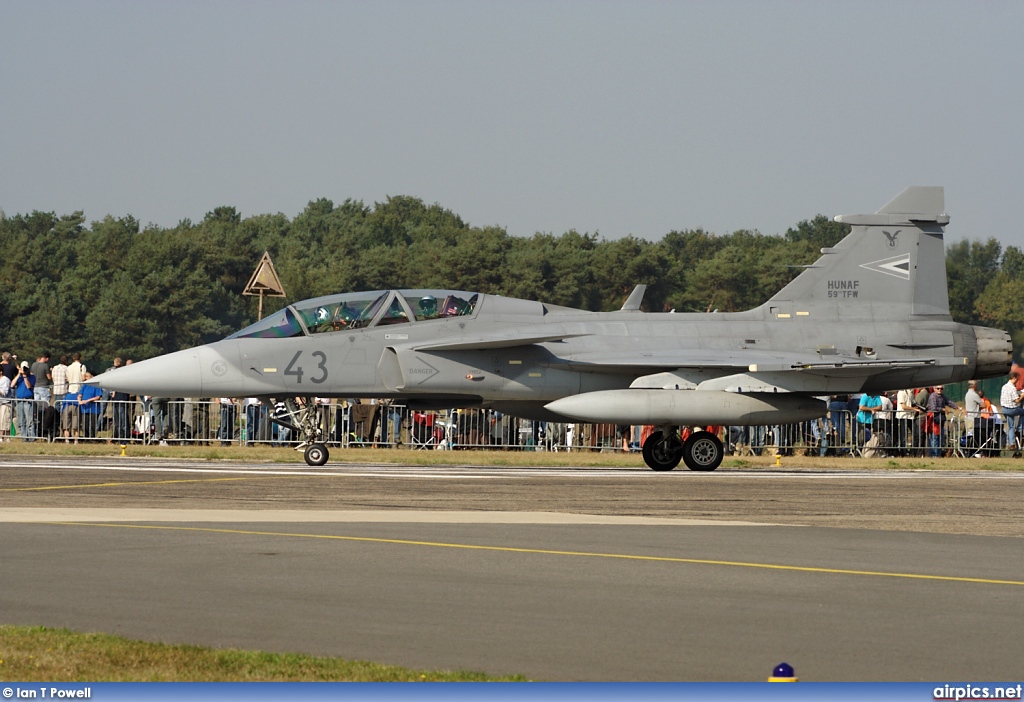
[877,393,894,448]
[895,388,921,456]
[0,374,11,442]
[999,372,1024,448]
[66,352,86,395]
[51,355,69,406]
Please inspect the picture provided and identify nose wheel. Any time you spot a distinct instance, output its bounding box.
[304,442,329,466]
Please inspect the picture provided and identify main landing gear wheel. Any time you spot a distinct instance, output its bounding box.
[682,431,723,472]
[304,443,329,467]
[642,431,683,471]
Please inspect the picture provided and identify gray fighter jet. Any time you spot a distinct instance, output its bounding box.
[96,187,1011,470]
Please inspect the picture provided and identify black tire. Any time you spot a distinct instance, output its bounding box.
[304,443,329,467]
[682,431,723,471]
[642,431,683,471]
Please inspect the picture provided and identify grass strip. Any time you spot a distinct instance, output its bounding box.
[0,625,526,682]
[0,442,643,467]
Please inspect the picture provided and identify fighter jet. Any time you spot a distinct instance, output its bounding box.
[95,187,1011,470]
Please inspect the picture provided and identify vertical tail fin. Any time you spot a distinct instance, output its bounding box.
[766,186,950,318]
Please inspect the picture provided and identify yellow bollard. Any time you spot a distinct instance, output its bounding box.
[774,453,782,467]
[120,444,127,457]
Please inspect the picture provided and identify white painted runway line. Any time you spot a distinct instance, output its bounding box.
[2,458,1024,480]
[0,507,776,526]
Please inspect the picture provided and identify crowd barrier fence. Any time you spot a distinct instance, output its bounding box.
[1,398,1019,458]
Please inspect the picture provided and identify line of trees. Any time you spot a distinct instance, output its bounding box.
[1,196,1021,366]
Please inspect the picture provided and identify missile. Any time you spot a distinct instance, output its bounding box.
[545,389,826,426]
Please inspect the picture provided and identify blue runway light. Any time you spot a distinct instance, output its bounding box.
[768,661,799,682]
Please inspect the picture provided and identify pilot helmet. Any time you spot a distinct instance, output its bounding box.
[420,295,437,311]
[314,307,330,323]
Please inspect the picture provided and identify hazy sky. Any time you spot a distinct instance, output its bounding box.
[3,1,1023,248]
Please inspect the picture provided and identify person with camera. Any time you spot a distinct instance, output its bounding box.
[12,361,36,441]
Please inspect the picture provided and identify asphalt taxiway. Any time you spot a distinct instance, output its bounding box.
[2,456,1023,680]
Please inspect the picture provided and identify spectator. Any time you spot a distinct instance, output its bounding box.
[0,352,17,383]
[66,353,86,396]
[913,388,929,454]
[51,355,69,407]
[0,371,11,442]
[244,397,262,445]
[615,424,630,451]
[1012,363,1024,392]
[877,393,894,446]
[31,351,52,406]
[191,397,212,443]
[926,385,958,457]
[133,394,152,442]
[856,393,882,450]
[379,399,403,446]
[104,357,131,443]
[827,395,850,454]
[895,388,921,457]
[270,399,290,446]
[60,391,80,444]
[217,398,236,445]
[77,372,103,439]
[999,372,1024,449]
[152,397,170,445]
[110,387,133,443]
[13,361,36,441]
[30,352,53,435]
[964,380,983,448]
[975,389,997,454]
[167,398,186,441]
[489,411,505,447]
[348,399,375,444]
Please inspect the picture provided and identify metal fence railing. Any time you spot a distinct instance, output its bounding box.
[0,399,1016,458]
[725,409,1004,458]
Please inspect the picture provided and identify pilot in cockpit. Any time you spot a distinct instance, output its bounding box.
[419,296,438,320]
[332,303,358,330]
[313,306,332,332]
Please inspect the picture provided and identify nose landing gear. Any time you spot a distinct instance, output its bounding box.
[269,397,330,466]
[303,442,329,466]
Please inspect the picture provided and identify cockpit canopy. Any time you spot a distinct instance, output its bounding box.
[227,289,480,340]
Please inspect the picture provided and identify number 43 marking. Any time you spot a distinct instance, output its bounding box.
[284,351,328,384]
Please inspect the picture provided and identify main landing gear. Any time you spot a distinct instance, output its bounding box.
[642,428,723,472]
[269,398,330,466]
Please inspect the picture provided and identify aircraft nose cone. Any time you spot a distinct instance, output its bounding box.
[94,348,205,397]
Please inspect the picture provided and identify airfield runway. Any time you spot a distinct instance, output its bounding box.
[2,456,1023,681]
